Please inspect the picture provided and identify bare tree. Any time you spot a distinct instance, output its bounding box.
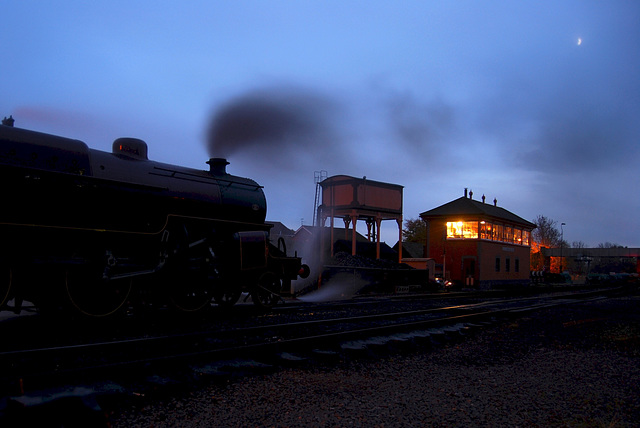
[403,218,426,243]
[597,242,624,248]
[531,215,561,248]
[530,215,563,271]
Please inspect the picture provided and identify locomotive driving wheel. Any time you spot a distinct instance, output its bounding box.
[161,225,214,312]
[65,256,132,317]
[213,283,242,308]
[166,259,214,312]
[168,274,214,312]
[251,272,282,309]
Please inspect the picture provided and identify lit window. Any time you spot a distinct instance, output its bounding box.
[505,226,514,243]
[494,224,504,242]
[480,221,493,240]
[446,221,478,239]
[515,229,522,244]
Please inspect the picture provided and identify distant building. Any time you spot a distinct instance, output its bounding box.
[542,247,640,275]
[394,241,435,278]
[266,221,295,238]
[398,242,425,259]
[265,221,296,254]
[420,190,536,288]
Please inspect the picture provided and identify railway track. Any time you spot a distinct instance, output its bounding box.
[0,285,632,424]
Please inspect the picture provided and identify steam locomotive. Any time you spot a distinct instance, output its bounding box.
[0,118,309,317]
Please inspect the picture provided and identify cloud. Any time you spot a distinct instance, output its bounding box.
[471,50,640,177]
[523,106,638,174]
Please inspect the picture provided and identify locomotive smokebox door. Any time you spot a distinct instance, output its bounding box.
[234,231,268,270]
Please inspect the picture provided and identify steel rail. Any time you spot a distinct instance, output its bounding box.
[0,286,623,359]
[0,287,627,391]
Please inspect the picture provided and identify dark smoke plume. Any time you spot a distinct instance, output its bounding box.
[206,86,340,162]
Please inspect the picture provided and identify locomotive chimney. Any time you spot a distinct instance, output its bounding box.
[207,158,229,175]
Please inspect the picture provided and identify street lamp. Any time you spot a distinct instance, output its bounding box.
[560,223,566,273]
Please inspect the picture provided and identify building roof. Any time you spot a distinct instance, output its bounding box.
[420,196,536,229]
[294,225,370,242]
[394,241,425,258]
[333,239,398,260]
[266,221,295,237]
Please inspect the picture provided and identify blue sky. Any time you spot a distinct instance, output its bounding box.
[2,1,639,247]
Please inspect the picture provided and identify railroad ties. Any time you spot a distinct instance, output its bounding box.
[2,286,628,424]
[0,319,497,424]
[338,322,485,359]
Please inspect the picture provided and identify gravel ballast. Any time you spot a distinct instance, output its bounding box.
[109,294,640,427]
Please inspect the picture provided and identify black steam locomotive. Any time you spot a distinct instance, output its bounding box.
[0,118,309,317]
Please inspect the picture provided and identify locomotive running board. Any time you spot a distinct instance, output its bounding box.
[107,268,159,281]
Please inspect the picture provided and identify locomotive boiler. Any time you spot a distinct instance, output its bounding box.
[0,119,309,317]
